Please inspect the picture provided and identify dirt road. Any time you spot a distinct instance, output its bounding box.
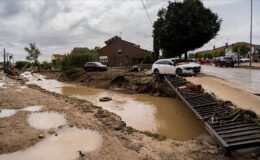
[0,73,227,160]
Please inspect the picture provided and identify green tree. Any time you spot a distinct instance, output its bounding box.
[153,8,167,60]
[153,0,222,59]
[24,43,41,66]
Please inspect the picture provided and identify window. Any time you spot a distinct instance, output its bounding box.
[99,56,108,62]
[117,49,122,54]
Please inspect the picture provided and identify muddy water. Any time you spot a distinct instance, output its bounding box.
[0,127,103,160]
[62,86,204,140]
[27,112,67,130]
[0,109,17,118]
[22,72,205,140]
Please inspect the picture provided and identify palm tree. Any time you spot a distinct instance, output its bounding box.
[24,43,41,66]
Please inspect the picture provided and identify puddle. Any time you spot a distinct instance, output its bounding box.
[0,109,17,118]
[22,72,205,140]
[0,127,103,160]
[27,112,67,130]
[20,105,44,112]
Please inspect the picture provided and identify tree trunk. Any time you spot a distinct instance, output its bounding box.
[185,52,188,60]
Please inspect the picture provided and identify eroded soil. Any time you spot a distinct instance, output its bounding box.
[0,74,229,160]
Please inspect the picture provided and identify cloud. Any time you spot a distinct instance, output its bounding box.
[0,0,259,61]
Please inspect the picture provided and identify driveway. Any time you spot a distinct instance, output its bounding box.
[201,65,260,94]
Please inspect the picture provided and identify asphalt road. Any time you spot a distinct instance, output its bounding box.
[201,65,260,94]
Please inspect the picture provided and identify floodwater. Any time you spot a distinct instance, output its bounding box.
[202,65,260,94]
[22,72,205,140]
[0,127,103,160]
[0,109,17,118]
[20,105,44,112]
[27,112,67,130]
[0,106,43,118]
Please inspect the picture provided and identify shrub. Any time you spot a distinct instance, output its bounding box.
[40,61,52,70]
[60,52,97,71]
[142,55,153,64]
[15,61,31,70]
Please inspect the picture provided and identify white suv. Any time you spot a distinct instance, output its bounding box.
[151,58,201,76]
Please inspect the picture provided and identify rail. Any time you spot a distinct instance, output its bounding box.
[165,75,260,154]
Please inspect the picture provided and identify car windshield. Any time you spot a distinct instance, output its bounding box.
[171,59,189,65]
[224,57,232,60]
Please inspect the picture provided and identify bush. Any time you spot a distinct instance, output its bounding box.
[142,55,153,64]
[40,61,52,70]
[61,67,85,80]
[15,61,31,70]
[60,52,97,71]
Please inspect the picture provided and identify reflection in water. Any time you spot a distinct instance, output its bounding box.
[62,86,205,140]
[22,72,205,140]
[27,112,67,130]
[0,127,102,160]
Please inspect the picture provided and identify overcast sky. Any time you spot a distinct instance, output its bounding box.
[0,0,259,62]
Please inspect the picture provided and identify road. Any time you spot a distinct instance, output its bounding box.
[201,65,260,94]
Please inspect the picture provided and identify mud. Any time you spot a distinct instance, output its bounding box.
[0,127,103,160]
[42,69,175,97]
[0,72,230,160]
[187,75,260,116]
[23,72,205,140]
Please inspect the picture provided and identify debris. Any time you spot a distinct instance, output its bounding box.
[38,134,45,139]
[78,151,86,157]
[99,97,112,102]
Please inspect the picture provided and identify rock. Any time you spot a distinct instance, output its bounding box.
[48,129,56,134]
[38,134,45,139]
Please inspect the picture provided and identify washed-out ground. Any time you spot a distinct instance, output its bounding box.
[1,69,260,159]
[0,71,228,160]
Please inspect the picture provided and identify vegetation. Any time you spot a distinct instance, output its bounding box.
[15,61,31,70]
[40,61,52,70]
[142,55,153,64]
[232,45,250,57]
[153,0,222,59]
[24,43,41,66]
[58,47,99,80]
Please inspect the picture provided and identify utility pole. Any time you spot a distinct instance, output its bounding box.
[3,48,6,73]
[249,0,253,67]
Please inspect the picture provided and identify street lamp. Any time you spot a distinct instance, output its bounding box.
[249,0,253,67]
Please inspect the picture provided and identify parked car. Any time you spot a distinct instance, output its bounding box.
[84,62,107,71]
[239,57,250,63]
[215,56,235,67]
[151,58,201,76]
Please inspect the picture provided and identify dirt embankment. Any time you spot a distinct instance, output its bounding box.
[0,75,231,160]
[42,69,176,97]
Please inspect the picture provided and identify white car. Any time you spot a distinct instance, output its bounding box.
[151,58,201,76]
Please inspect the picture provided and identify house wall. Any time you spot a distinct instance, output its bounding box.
[98,39,151,66]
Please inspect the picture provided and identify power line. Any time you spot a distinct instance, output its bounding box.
[140,0,153,26]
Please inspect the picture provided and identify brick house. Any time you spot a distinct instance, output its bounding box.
[98,36,152,66]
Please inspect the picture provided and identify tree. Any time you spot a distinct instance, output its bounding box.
[153,0,222,59]
[153,8,166,60]
[24,43,41,66]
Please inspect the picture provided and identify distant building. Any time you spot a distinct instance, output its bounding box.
[71,47,90,54]
[51,54,65,61]
[98,36,152,66]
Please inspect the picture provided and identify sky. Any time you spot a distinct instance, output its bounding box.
[0,0,259,62]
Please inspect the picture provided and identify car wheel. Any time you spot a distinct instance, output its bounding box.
[176,68,182,75]
[154,69,160,77]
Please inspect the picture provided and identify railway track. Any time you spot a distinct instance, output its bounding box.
[165,75,260,155]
